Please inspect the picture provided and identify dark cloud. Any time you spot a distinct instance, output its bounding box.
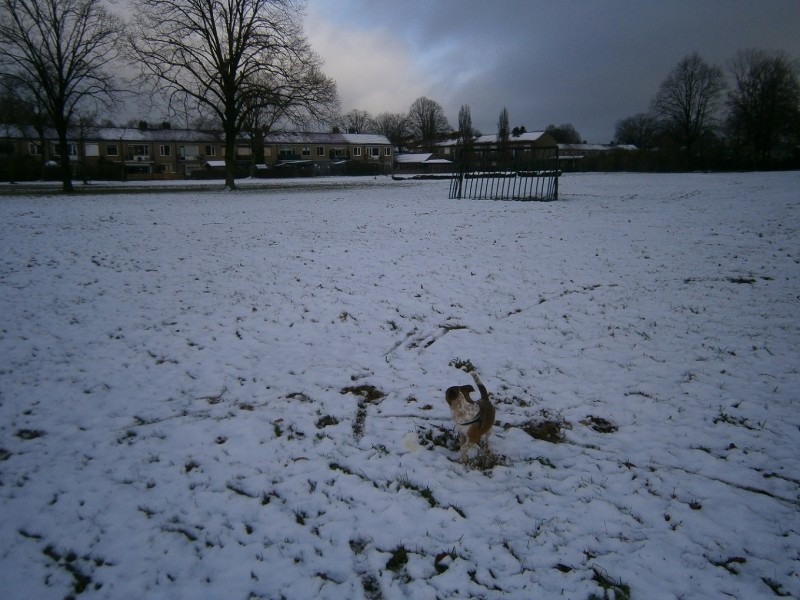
[307,0,800,142]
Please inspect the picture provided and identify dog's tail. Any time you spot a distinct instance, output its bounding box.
[469,371,491,405]
[467,370,495,434]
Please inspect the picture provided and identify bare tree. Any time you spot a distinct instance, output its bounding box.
[453,104,474,172]
[130,0,338,189]
[727,49,800,167]
[497,107,509,141]
[0,0,124,191]
[371,112,409,148]
[496,106,510,161]
[340,109,373,134]
[457,104,473,146]
[545,123,582,144]
[407,96,451,151]
[614,113,659,149]
[651,52,725,168]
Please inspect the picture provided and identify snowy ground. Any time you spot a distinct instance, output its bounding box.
[1,172,798,599]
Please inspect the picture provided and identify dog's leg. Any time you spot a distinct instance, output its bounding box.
[479,433,493,456]
[460,437,473,464]
[457,432,468,464]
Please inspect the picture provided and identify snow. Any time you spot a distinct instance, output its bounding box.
[438,131,548,147]
[1,171,798,599]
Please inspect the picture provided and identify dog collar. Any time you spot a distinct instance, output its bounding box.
[458,414,483,426]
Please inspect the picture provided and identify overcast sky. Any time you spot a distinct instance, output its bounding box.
[304,0,800,143]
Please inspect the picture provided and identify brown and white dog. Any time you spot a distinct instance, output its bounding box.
[445,370,495,464]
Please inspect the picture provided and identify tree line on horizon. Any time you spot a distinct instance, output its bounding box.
[615,50,800,171]
[331,50,800,172]
[1,0,798,193]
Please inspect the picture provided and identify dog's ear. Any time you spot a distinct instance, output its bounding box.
[445,386,461,405]
[459,385,476,403]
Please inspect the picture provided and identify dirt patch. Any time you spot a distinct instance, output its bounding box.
[419,425,460,452]
[341,384,386,403]
[580,415,618,433]
[15,429,45,440]
[518,414,572,444]
[342,384,386,439]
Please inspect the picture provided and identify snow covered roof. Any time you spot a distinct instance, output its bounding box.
[438,131,551,147]
[394,153,452,164]
[474,131,548,145]
[558,143,638,152]
[263,131,391,145]
[0,124,227,143]
[340,133,391,145]
[93,128,226,142]
[1,125,393,146]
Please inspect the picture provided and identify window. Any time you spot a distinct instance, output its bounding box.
[302,146,310,156]
[28,142,42,155]
[106,144,118,156]
[205,145,215,156]
[369,147,380,157]
[237,144,251,156]
[316,146,325,156]
[159,144,171,157]
[85,143,100,157]
[279,146,294,158]
[352,146,362,157]
[127,144,150,160]
[51,143,78,158]
[180,145,199,160]
[384,147,392,157]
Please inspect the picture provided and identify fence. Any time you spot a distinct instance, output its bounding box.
[449,145,560,201]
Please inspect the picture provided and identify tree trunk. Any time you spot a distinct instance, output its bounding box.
[224,145,236,190]
[55,125,74,193]
[224,124,237,190]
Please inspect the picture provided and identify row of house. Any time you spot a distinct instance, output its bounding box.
[0,123,638,181]
[0,125,394,181]
[390,131,560,173]
[435,133,636,173]
[437,131,637,164]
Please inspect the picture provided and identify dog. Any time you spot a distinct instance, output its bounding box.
[445,370,495,464]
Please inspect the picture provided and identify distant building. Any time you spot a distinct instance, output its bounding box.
[557,143,638,171]
[263,132,393,176]
[0,125,393,181]
[437,131,559,165]
[393,152,453,174]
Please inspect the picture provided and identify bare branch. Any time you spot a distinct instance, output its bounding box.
[128,0,338,188]
[0,0,125,191]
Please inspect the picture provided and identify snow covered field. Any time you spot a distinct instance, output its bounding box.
[1,172,798,599]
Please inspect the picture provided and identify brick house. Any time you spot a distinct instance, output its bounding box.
[0,124,393,181]
[437,131,559,164]
[263,131,393,175]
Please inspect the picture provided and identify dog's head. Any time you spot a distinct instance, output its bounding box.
[445,384,475,407]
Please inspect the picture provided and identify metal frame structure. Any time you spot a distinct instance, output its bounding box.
[449,145,560,201]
